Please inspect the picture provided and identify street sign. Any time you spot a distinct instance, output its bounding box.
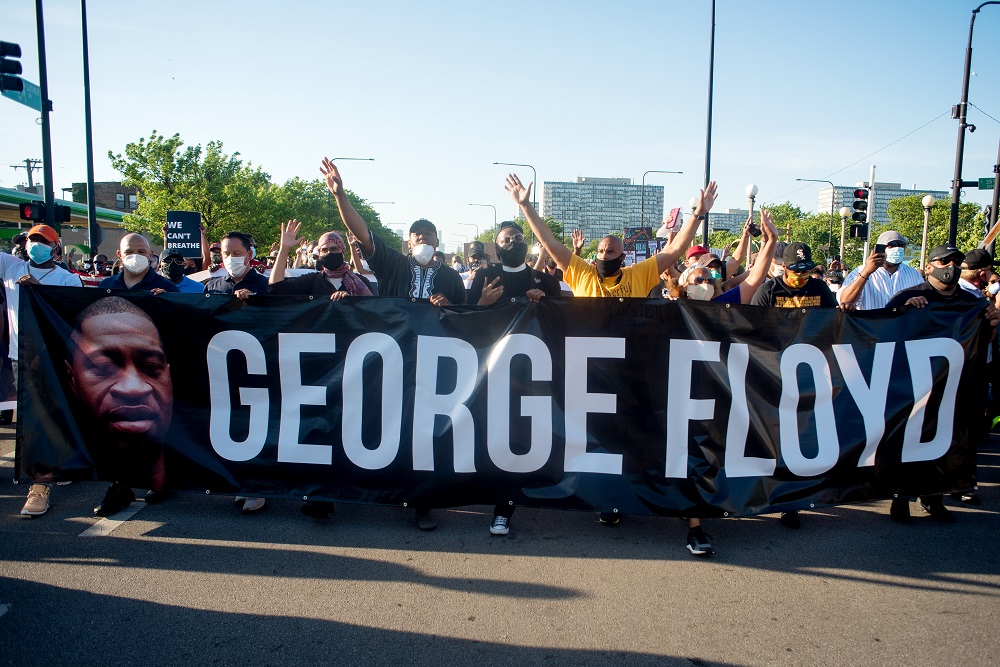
[1,78,42,111]
[979,177,996,191]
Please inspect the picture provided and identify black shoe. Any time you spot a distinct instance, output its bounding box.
[920,499,956,523]
[890,498,911,524]
[779,511,800,529]
[143,489,173,504]
[686,528,715,557]
[94,483,135,517]
[0,410,12,424]
[415,507,437,531]
[300,501,334,519]
[598,512,620,526]
[949,492,982,506]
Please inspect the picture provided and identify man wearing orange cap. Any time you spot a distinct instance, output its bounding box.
[2,225,84,517]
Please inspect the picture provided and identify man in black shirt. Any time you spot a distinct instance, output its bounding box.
[269,221,374,299]
[206,231,269,300]
[885,243,999,524]
[750,242,838,309]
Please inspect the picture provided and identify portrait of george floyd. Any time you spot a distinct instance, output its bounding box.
[63,296,174,491]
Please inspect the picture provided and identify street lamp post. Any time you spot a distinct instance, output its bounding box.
[839,207,851,265]
[468,203,497,235]
[702,0,717,248]
[640,170,683,227]
[797,178,837,257]
[458,222,479,241]
[948,2,1000,245]
[329,157,374,226]
[921,195,937,268]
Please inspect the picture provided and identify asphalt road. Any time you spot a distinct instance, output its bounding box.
[0,424,997,667]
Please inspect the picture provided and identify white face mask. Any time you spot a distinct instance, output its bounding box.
[686,283,715,301]
[223,254,248,278]
[772,265,784,278]
[411,243,435,266]
[884,247,905,265]
[122,253,150,274]
[989,282,1000,296]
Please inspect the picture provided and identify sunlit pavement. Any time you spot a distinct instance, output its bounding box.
[1,424,997,667]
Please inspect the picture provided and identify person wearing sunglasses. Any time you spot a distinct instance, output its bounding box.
[158,251,206,293]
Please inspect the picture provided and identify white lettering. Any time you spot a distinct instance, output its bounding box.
[833,343,894,467]
[779,344,839,477]
[277,333,337,465]
[902,338,964,462]
[412,336,478,472]
[724,343,775,477]
[207,330,269,462]
[342,333,403,470]
[564,337,625,475]
[486,334,552,473]
[666,339,720,478]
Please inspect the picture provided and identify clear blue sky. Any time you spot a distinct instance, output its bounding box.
[3,0,1000,251]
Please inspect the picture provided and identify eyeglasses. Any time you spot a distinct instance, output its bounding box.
[164,258,186,266]
[690,276,716,285]
[496,233,525,248]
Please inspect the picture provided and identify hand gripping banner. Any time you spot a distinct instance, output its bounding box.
[15,286,988,518]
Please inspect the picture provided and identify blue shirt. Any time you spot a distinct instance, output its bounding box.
[99,269,179,292]
[205,268,269,296]
[173,275,207,293]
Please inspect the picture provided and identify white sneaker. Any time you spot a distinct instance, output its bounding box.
[489,515,510,535]
[21,484,50,516]
[242,497,265,512]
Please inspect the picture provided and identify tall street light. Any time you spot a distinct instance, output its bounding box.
[641,170,683,227]
[458,222,480,241]
[797,178,837,257]
[329,157,374,226]
[921,195,937,268]
[948,1,1000,245]
[702,0,717,247]
[468,203,497,233]
[839,207,851,264]
[493,162,543,234]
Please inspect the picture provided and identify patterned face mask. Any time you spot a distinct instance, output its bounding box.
[784,270,809,289]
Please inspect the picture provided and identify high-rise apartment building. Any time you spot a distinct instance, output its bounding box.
[816,182,948,225]
[708,209,749,234]
[541,177,664,240]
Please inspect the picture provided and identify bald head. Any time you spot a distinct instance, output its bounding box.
[120,233,150,255]
[597,236,623,260]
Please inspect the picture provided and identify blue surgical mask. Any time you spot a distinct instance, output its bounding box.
[26,241,53,264]
[884,247,905,265]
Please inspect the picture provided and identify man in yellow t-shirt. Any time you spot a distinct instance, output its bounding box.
[505,173,717,298]
[503,172,720,557]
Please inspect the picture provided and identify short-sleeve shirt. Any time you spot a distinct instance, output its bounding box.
[563,253,661,298]
[366,233,466,304]
[468,264,561,304]
[750,276,838,308]
[0,254,83,361]
[839,263,924,310]
[173,275,206,294]
[206,268,269,296]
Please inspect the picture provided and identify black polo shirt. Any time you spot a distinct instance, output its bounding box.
[206,268,269,296]
[99,269,179,292]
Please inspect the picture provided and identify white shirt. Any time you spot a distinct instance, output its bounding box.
[0,253,83,361]
[839,263,924,310]
[959,278,983,297]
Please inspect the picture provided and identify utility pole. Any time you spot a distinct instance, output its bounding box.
[10,158,42,188]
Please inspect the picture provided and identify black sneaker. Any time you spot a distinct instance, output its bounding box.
[301,501,334,519]
[890,498,911,524]
[920,499,956,523]
[93,482,135,517]
[779,511,800,529]
[949,492,982,506]
[598,512,620,526]
[686,528,714,556]
[415,507,437,531]
[143,489,174,504]
[489,515,510,536]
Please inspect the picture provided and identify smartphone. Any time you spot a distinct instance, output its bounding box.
[874,243,886,255]
[747,222,761,238]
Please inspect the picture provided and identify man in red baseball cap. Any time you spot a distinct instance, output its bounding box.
[685,245,709,264]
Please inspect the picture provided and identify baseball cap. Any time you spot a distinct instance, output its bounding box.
[927,244,964,264]
[686,245,709,261]
[26,224,59,245]
[961,248,997,270]
[783,242,815,272]
[161,250,184,261]
[409,218,437,236]
[876,230,906,247]
[470,241,486,258]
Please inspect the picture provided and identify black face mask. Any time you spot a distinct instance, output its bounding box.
[165,263,186,282]
[211,253,222,265]
[317,252,344,271]
[496,241,528,268]
[928,263,959,286]
[595,255,623,279]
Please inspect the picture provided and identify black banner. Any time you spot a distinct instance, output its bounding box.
[15,286,988,517]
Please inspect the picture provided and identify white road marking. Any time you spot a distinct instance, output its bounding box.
[78,504,146,537]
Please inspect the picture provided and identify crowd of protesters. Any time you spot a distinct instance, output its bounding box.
[5,158,999,559]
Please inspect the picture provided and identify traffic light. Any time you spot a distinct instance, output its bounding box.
[0,41,23,93]
[849,223,869,239]
[851,188,869,223]
[19,201,44,221]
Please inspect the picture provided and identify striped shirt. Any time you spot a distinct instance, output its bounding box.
[839,263,925,310]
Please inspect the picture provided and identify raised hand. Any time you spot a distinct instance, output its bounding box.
[320,157,344,196]
[694,181,718,216]
[504,174,532,206]
[478,276,504,306]
[760,209,777,240]
[279,220,302,249]
[572,229,585,253]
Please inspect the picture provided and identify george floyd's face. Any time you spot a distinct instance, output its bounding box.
[67,312,173,443]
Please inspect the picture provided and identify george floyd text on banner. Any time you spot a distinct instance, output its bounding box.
[15,286,988,517]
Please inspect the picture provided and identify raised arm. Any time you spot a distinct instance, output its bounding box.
[199,221,211,269]
[533,244,550,272]
[730,216,753,268]
[654,181,718,275]
[738,209,778,303]
[320,157,374,257]
[571,229,585,257]
[506,173,572,271]
[269,219,302,285]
